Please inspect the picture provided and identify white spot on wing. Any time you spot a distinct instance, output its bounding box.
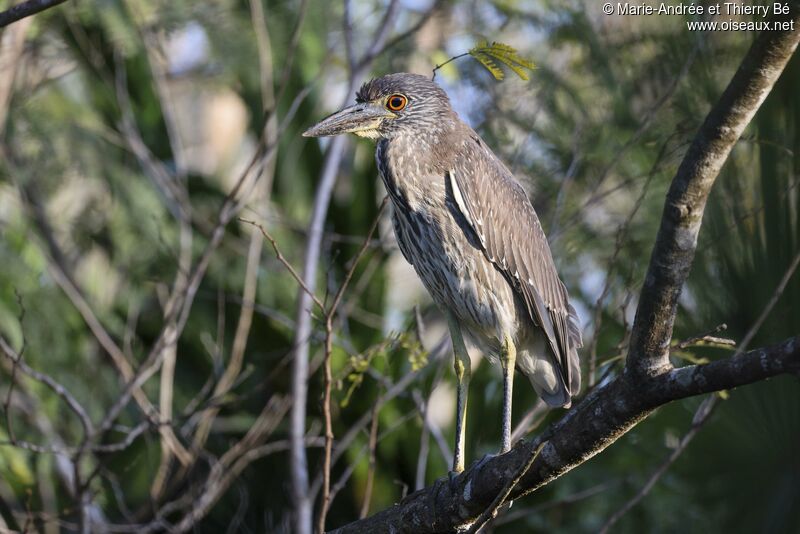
[449,169,474,228]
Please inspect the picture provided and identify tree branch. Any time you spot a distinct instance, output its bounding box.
[0,0,68,29]
[601,244,800,529]
[332,336,799,533]
[331,13,800,533]
[627,7,800,376]
[289,4,401,532]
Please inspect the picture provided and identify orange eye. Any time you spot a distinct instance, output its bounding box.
[386,94,407,112]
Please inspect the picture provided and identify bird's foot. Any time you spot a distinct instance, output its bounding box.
[447,454,496,491]
[474,452,496,469]
[479,453,514,510]
[447,469,463,492]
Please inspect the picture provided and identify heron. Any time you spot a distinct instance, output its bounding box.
[303,73,582,473]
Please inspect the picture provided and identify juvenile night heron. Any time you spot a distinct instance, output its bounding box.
[304,73,582,473]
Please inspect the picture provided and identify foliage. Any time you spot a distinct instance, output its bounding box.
[469,41,536,80]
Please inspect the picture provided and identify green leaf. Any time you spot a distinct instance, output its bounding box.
[471,50,505,80]
[469,41,536,81]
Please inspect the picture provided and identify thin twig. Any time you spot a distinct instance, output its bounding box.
[673,323,733,350]
[466,439,549,533]
[432,52,470,80]
[0,0,69,28]
[328,197,389,315]
[168,396,292,533]
[240,218,326,312]
[587,133,672,385]
[318,197,389,532]
[359,404,381,518]
[0,336,95,442]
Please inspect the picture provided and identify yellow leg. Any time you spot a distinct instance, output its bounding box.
[500,334,516,453]
[447,312,471,473]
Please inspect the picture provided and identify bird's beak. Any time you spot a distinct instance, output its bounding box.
[302,103,391,138]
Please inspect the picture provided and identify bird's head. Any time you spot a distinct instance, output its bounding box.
[302,73,453,140]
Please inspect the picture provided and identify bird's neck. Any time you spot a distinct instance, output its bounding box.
[383,121,461,173]
[378,122,464,212]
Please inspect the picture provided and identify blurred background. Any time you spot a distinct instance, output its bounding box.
[0,0,798,532]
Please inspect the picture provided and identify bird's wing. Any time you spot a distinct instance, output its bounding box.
[447,134,582,391]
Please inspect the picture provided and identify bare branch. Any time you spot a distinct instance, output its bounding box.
[0,336,94,441]
[673,323,731,350]
[0,0,68,29]
[169,396,291,533]
[318,197,388,531]
[332,335,799,533]
[601,247,800,530]
[240,218,326,312]
[627,9,800,376]
[465,439,547,534]
[598,394,718,534]
[289,2,402,529]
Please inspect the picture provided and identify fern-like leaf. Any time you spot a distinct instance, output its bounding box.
[471,50,505,80]
[469,41,536,81]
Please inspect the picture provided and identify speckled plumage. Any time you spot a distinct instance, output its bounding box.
[363,73,582,406]
[303,72,582,469]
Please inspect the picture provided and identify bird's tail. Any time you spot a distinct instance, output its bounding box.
[519,304,583,408]
[566,303,583,396]
[517,336,572,408]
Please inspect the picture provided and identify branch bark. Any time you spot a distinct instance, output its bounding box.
[627,8,800,376]
[0,0,68,28]
[330,10,800,533]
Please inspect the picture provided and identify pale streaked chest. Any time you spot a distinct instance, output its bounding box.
[376,136,450,217]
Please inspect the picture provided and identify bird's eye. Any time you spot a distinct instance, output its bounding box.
[386,94,408,112]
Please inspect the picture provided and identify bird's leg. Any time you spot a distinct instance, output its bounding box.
[500,334,517,453]
[446,312,471,474]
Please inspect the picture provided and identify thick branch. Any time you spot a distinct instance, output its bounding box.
[332,336,799,533]
[627,8,800,376]
[652,337,800,403]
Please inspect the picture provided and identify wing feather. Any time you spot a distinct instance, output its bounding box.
[448,136,582,391]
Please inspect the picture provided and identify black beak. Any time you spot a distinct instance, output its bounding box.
[302,103,390,137]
